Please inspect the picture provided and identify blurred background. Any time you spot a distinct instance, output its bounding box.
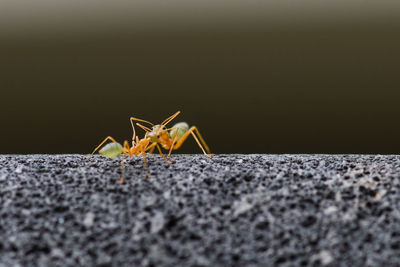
[1,0,400,154]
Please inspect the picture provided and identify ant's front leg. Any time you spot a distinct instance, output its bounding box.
[156,144,172,164]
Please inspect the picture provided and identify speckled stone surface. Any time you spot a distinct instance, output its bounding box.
[0,154,399,266]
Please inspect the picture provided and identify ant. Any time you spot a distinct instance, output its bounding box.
[134,111,212,159]
[90,116,156,182]
[90,111,212,183]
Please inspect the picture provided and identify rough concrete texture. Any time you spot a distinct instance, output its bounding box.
[0,154,400,266]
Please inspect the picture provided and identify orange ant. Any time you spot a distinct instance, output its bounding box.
[90,116,156,182]
[134,111,213,159]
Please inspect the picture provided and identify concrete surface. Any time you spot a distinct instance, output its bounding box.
[0,154,399,266]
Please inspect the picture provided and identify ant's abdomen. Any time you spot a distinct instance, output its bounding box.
[170,122,189,140]
[99,142,123,158]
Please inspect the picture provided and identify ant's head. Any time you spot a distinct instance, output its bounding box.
[148,125,165,142]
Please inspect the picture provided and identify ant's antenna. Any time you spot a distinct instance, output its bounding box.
[136,123,152,132]
[161,111,181,127]
[130,116,154,141]
[130,117,154,126]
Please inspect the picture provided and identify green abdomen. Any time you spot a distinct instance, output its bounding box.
[99,142,123,158]
[170,122,189,140]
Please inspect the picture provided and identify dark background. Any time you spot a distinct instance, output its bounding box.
[1,1,399,154]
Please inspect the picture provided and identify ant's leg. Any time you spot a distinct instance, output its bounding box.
[172,126,212,156]
[120,153,126,184]
[192,127,211,154]
[156,144,172,164]
[120,141,134,183]
[90,136,119,155]
[161,111,181,127]
[145,142,157,154]
[142,154,151,179]
[148,145,156,154]
[167,136,178,159]
[123,140,132,155]
[164,125,179,132]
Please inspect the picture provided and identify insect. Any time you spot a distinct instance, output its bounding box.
[90,117,156,182]
[90,111,212,182]
[134,111,213,159]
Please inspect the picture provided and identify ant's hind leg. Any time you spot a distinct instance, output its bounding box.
[172,126,212,156]
[192,127,211,154]
[90,136,119,156]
